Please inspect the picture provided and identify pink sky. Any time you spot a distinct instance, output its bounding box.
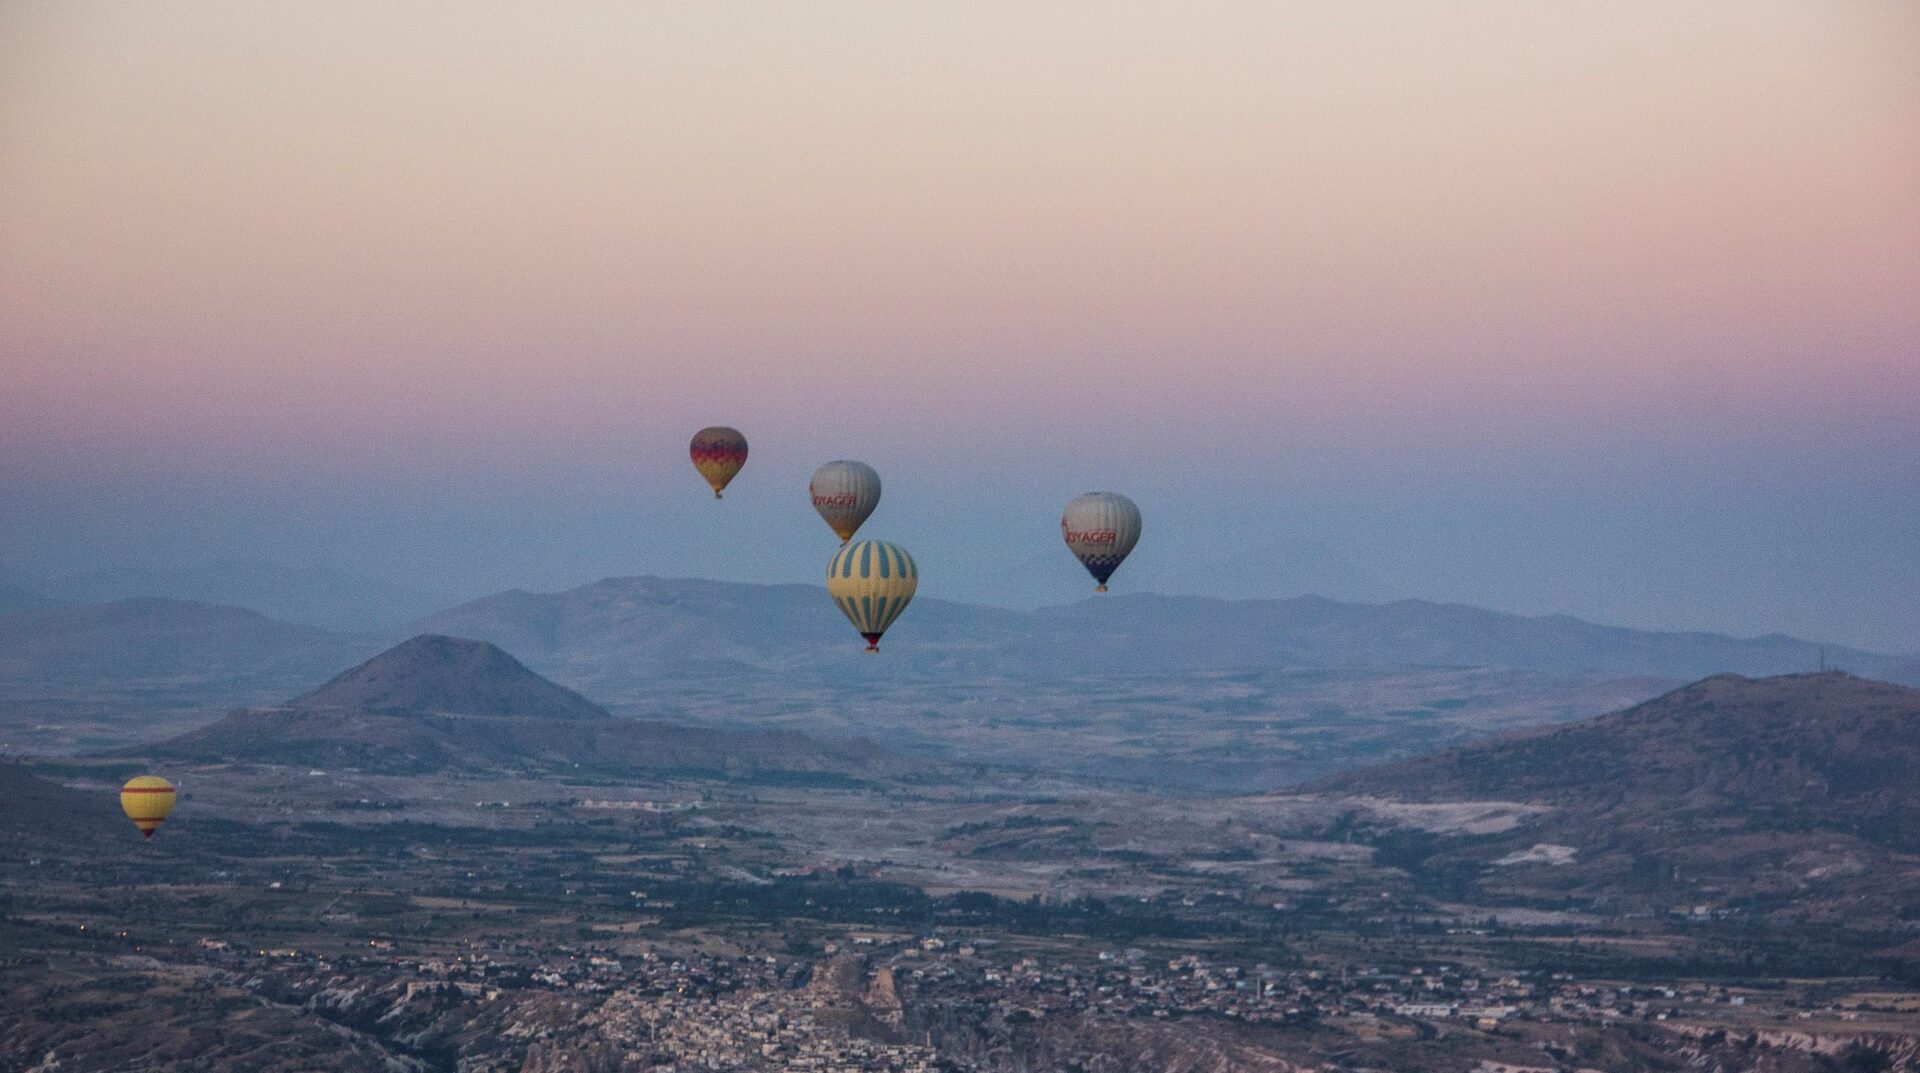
[1,3,1916,648]
[4,1,1915,474]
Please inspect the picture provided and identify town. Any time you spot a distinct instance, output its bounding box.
[20,920,1901,1073]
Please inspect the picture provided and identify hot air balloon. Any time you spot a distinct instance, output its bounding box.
[1061,492,1141,592]
[689,426,748,498]
[120,775,176,839]
[809,461,881,543]
[826,540,917,651]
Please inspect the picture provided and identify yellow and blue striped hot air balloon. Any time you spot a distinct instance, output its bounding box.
[120,775,176,839]
[826,540,918,652]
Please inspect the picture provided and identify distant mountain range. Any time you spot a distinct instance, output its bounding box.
[0,567,61,614]
[0,581,60,614]
[0,597,377,690]
[2,576,1912,721]
[136,635,914,781]
[1141,539,1393,604]
[1312,672,1920,919]
[948,539,1393,609]
[37,559,456,631]
[407,576,1027,688]
[1032,593,1912,679]
[409,576,1915,694]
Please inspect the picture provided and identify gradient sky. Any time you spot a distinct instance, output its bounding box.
[3,2,1917,649]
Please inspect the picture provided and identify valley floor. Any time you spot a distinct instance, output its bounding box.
[3,763,1916,1072]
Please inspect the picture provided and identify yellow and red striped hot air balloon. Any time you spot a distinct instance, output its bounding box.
[689,426,748,498]
[120,775,176,839]
[826,540,917,652]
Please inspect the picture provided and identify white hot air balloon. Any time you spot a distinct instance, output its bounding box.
[1061,492,1141,592]
[810,461,882,543]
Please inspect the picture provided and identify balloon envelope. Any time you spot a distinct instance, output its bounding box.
[1061,492,1142,591]
[826,540,917,651]
[809,461,881,542]
[689,426,748,498]
[120,775,176,839]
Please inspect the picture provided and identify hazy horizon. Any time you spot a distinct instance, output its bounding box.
[4,1,1917,651]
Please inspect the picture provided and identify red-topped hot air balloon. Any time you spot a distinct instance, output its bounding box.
[689,426,748,498]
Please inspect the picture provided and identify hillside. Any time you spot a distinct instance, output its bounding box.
[0,764,124,842]
[1312,672,1920,920]
[146,706,895,779]
[288,634,608,719]
[1319,672,1920,838]
[137,635,914,781]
